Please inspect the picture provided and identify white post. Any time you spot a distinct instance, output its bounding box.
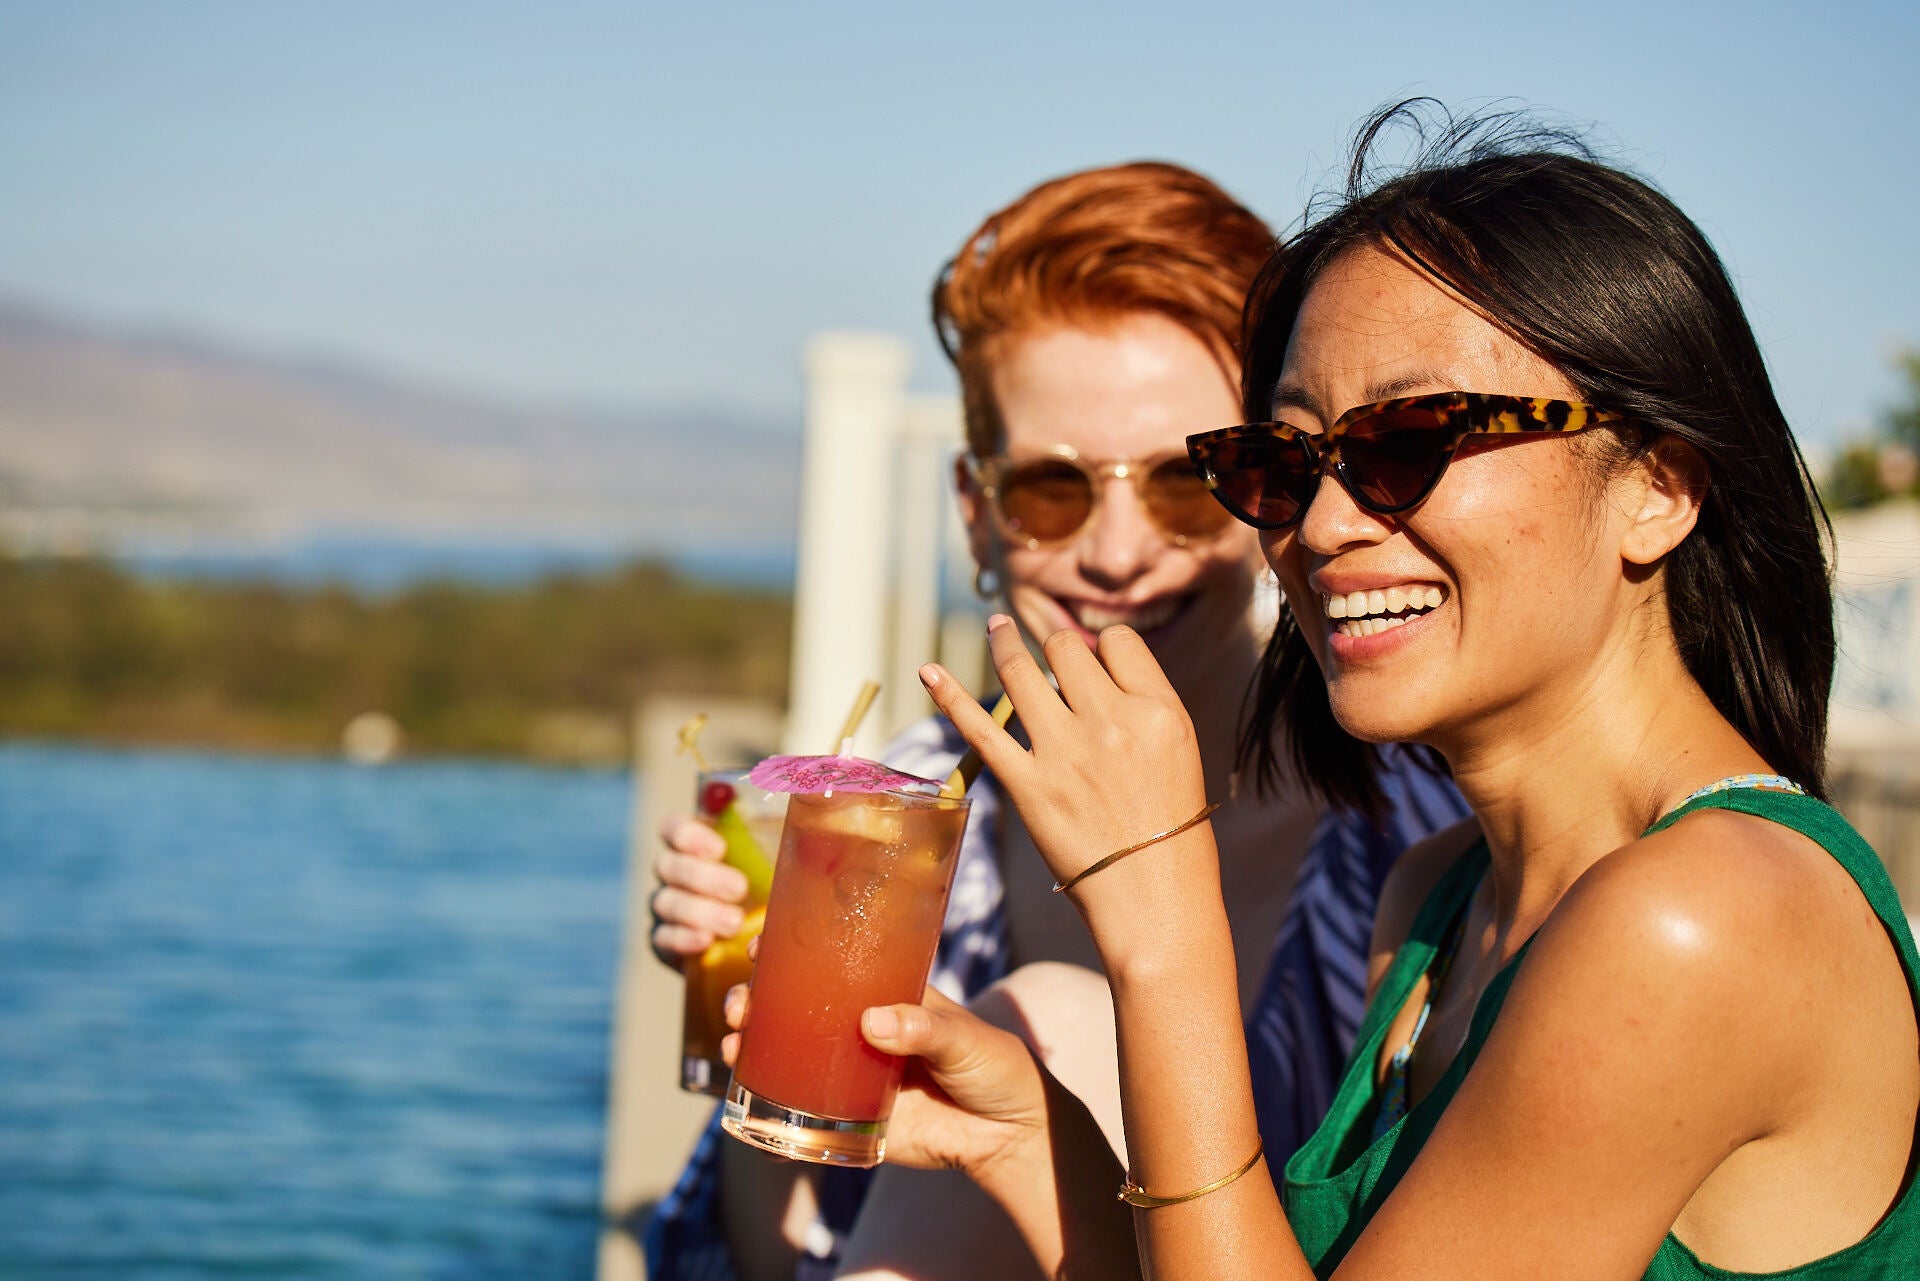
[786,334,911,756]
[883,396,966,740]
[935,404,990,702]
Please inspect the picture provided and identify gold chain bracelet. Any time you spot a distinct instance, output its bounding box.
[1052,801,1221,894]
[1118,1140,1264,1208]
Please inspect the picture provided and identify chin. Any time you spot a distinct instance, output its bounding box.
[1324,685,1434,748]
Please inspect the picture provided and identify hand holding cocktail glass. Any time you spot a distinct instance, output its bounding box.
[719,615,1217,1185]
[663,716,784,1096]
[720,781,973,1165]
[653,715,770,968]
[712,688,1014,1167]
[718,954,1062,1180]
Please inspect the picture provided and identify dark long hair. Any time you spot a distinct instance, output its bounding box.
[1239,103,1835,815]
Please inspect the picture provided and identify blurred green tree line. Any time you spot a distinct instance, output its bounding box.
[0,553,790,763]
[1823,349,1920,510]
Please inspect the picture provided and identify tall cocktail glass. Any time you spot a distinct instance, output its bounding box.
[679,769,783,1096]
[722,787,971,1166]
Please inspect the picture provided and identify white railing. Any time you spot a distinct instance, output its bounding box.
[600,334,980,1281]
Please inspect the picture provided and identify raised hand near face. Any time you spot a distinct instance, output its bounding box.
[919,615,1212,910]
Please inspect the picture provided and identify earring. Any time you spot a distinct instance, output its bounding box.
[973,564,1001,600]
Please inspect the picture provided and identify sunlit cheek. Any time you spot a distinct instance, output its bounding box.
[999,545,1064,592]
[1434,438,1583,517]
[999,556,1076,638]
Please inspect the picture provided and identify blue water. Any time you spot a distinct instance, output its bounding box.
[0,743,632,1278]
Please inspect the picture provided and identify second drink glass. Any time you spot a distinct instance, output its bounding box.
[679,769,783,1096]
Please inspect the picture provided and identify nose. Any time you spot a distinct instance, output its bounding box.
[1075,476,1160,589]
[1295,468,1394,558]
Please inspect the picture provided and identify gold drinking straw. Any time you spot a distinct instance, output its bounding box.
[835,680,883,753]
[942,693,1015,799]
[675,713,711,773]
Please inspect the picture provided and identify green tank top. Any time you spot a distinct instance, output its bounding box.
[1281,789,1920,1278]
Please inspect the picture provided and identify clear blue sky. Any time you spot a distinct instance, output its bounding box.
[2,0,1915,449]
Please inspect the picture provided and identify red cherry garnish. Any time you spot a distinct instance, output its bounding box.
[700,780,737,817]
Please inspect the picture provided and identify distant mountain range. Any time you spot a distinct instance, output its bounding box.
[0,297,802,572]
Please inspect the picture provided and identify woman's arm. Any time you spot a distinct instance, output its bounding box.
[837,963,1129,1281]
[914,619,1797,1281]
[851,993,1140,1280]
[722,976,1141,1281]
[922,620,1311,1278]
[1075,824,1310,1279]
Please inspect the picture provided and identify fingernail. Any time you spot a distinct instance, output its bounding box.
[987,613,1012,634]
[864,1007,899,1039]
[721,909,744,935]
[919,663,942,688]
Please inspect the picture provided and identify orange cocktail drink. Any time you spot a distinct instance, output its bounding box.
[723,787,970,1166]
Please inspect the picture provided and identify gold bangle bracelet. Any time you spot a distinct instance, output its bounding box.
[1052,801,1221,894]
[1117,1140,1264,1209]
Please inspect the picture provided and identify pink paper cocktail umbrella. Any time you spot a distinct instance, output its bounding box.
[746,754,942,795]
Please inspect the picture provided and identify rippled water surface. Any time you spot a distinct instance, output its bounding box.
[0,743,630,1278]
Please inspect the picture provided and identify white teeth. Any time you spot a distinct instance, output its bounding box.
[1324,584,1449,635]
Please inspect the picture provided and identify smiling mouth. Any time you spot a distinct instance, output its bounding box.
[1321,585,1445,638]
[1064,595,1189,636]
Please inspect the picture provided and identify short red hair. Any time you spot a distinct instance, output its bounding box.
[933,162,1276,458]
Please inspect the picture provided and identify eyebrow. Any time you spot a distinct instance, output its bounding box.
[1269,370,1452,421]
[1268,383,1323,421]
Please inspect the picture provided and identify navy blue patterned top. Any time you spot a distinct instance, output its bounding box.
[642,719,1467,1281]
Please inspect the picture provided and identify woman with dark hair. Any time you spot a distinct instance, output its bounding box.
[761,108,1920,1278]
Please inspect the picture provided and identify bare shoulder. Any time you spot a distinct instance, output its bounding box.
[1351,805,1917,1275]
[1367,815,1484,996]
[1553,805,1880,976]
[1514,805,1898,1081]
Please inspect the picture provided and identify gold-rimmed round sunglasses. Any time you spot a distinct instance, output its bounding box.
[966,446,1237,550]
[1186,392,1632,530]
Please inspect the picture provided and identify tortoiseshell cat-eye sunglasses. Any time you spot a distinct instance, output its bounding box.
[1185,392,1632,530]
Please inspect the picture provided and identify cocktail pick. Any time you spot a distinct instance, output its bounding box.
[940,693,1014,799]
[676,713,711,773]
[748,679,942,794]
[676,713,774,902]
